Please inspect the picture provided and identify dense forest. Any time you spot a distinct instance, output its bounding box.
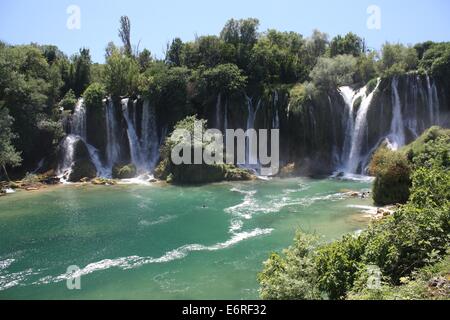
[1,16,450,181]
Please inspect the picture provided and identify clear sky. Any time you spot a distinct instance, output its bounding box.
[1,0,449,63]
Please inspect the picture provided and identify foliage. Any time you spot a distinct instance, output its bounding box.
[83,83,106,109]
[104,50,140,97]
[369,146,412,206]
[112,163,137,179]
[0,105,22,180]
[378,43,418,77]
[329,33,364,57]
[197,63,247,96]
[59,89,77,111]
[258,233,321,300]
[309,55,357,90]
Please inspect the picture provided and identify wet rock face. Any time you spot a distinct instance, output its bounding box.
[69,159,97,182]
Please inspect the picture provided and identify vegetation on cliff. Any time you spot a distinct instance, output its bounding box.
[0,16,449,180]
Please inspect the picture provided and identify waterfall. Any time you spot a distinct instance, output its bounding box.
[58,98,108,180]
[141,100,159,170]
[71,98,86,140]
[57,134,79,176]
[215,93,222,130]
[387,77,406,150]
[223,100,228,132]
[272,91,280,129]
[344,79,380,173]
[105,99,120,169]
[121,98,159,172]
[245,96,261,166]
[122,98,144,168]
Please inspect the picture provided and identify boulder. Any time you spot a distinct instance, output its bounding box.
[69,160,97,182]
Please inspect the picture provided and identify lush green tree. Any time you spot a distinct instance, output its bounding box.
[378,43,418,77]
[104,51,140,98]
[330,32,364,57]
[0,104,22,180]
[309,54,357,90]
[166,38,184,67]
[368,146,412,206]
[198,63,247,95]
[138,48,153,72]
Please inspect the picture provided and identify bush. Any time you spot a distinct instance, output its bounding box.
[83,82,106,109]
[369,147,411,206]
[112,163,137,179]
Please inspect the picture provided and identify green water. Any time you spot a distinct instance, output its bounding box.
[0,177,373,299]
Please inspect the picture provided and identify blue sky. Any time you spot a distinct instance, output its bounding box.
[1,0,449,63]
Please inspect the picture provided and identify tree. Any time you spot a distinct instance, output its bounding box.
[138,48,152,71]
[0,104,22,181]
[118,16,132,56]
[104,51,140,98]
[199,63,247,96]
[330,32,364,57]
[309,54,357,90]
[166,38,184,67]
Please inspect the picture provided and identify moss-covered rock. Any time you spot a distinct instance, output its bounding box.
[69,160,97,182]
[112,163,137,179]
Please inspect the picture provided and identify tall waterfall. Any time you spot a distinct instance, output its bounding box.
[105,98,120,169]
[245,96,261,167]
[343,79,380,174]
[58,98,106,179]
[272,91,280,129]
[121,98,159,172]
[215,93,222,130]
[141,100,159,170]
[122,98,143,168]
[71,98,86,140]
[387,77,406,150]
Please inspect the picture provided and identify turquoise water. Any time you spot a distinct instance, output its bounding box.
[0,177,373,299]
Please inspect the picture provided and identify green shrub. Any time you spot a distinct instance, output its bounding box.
[369,147,411,206]
[83,82,106,109]
[112,163,137,179]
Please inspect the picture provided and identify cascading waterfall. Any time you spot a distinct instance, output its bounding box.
[344,79,380,174]
[387,77,406,150]
[215,93,222,130]
[58,98,107,180]
[122,98,144,169]
[121,98,159,173]
[71,98,86,140]
[141,100,159,170]
[245,96,261,167]
[272,91,280,129]
[105,98,120,169]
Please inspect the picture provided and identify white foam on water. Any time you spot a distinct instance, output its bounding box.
[139,215,175,227]
[0,268,38,291]
[347,204,378,215]
[4,188,15,194]
[39,228,273,284]
[0,259,14,270]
